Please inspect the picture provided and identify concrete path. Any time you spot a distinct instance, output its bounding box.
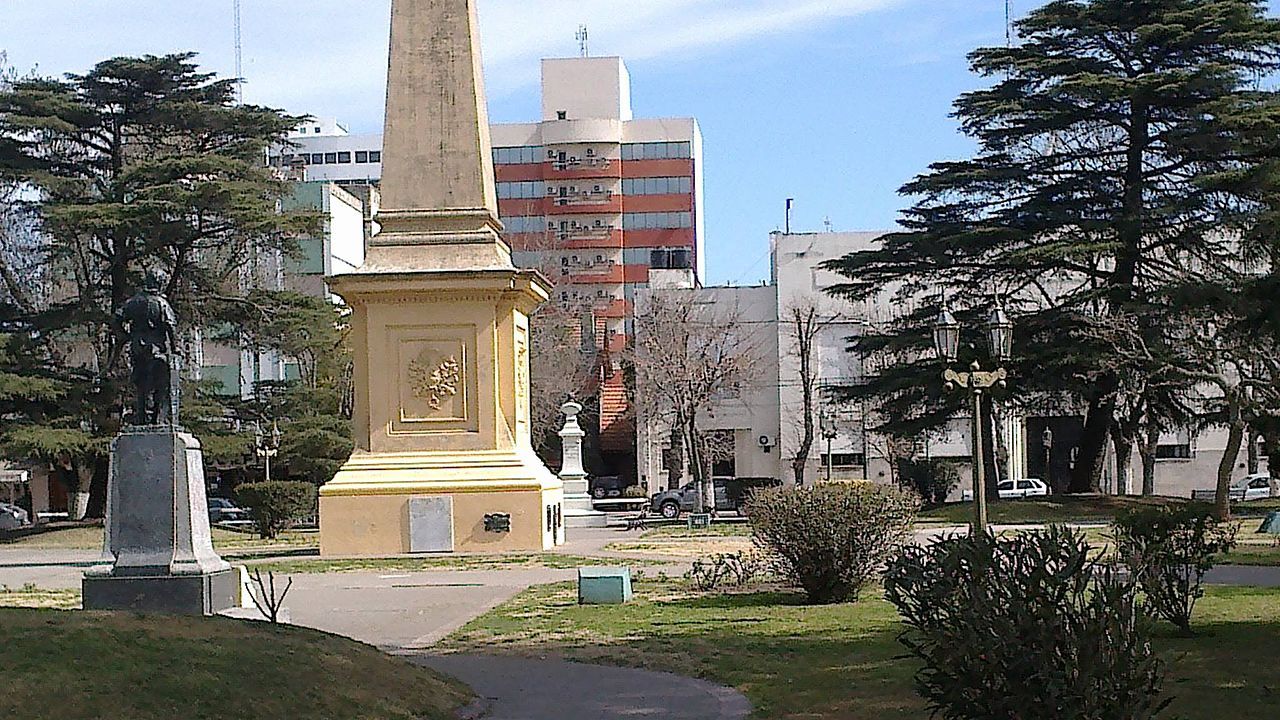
[283,567,574,650]
[409,655,751,720]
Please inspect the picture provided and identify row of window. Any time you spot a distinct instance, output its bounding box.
[499,179,690,200]
[504,216,548,234]
[622,212,694,230]
[492,141,693,166]
[497,181,546,199]
[493,146,543,165]
[275,151,382,167]
[504,213,695,233]
[622,176,692,196]
[650,248,693,270]
[621,142,693,161]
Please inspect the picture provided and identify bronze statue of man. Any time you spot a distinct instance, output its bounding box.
[116,271,178,426]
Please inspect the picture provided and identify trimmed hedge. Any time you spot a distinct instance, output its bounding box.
[235,481,317,539]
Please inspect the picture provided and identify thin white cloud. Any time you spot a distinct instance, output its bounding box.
[1,0,909,129]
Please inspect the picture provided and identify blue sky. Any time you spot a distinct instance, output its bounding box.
[2,0,1016,285]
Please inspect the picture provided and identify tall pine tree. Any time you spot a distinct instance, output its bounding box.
[0,54,320,510]
[825,0,1280,493]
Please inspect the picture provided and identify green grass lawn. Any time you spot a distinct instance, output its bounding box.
[442,579,1280,720]
[0,609,471,720]
[0,585,79,609]
[0,524,319,554]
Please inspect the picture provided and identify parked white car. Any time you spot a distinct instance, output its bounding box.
[1192,474,1276,503]
[962,478,1050,501]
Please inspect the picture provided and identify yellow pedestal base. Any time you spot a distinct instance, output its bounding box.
[319,450,565,556]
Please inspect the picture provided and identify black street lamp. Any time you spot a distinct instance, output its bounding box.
[932,303,1014,536]
[255,421,282,482]
[820,410,839,483]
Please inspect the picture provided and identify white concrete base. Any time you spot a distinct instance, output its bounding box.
[565,510,609,529]
[560,473,607,528]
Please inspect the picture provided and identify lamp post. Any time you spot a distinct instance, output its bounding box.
[932,304,1014,536]
[820,410,838,483]
[255,421,282,482]
[1041,426,1054,488]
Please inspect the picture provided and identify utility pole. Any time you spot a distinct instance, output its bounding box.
[234,0,244,104]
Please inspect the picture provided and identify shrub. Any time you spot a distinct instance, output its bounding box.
[897,458,961,505]
[885,527,1169,720]
[745,483,917,604]
[234,481,317,539]
[685,549,770,592]
[622,484,648,499]
[1112,502,1237,634]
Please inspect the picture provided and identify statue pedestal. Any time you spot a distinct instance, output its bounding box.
[83,429,237,615]
[561,474,608,528]
[319,270,565,556]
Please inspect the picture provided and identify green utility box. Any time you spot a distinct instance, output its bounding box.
[578,567,633,605]
[1260,512,1280,535]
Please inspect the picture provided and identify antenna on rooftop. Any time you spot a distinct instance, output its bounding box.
[1006,0,1012,49]
[823,216,834,233]
[234,0,244,104]
[576,25,590,58]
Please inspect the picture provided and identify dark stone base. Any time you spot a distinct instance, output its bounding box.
[82,569,239,616]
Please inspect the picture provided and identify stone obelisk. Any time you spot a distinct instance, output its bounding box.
[319,0,564,555]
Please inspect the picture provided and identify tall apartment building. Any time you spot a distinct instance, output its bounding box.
[273,57,705,477]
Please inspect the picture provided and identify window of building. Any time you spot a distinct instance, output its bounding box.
[369,151,382,163]
[622,176,692,195]
[650,248,692,270]
[355,151,369,163]
[497,181,546,200]
[821,453,867,468]
[337,152,352,164]
[557,110,568,120]
[621,142,692,161]
[501,215,547,234]
[324,153,338,164]
[492,146,543,165]
[622,212,693,230]
[311,153,325,164]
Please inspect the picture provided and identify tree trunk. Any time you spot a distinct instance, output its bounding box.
[665,425,683,491]
[1213,390,1246,522]
[1112,426,1134,497]
[1070,394,1115,493]
[1140,421,1160,496]
[1266,429,1280,496]
[1247,430,1260,475]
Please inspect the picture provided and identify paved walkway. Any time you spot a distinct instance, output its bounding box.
[409,655,751,720]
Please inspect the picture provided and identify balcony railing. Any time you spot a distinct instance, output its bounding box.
[552,157,613,171]
[552,190,617,206]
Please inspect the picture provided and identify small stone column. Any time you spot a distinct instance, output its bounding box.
[560,402,607,528]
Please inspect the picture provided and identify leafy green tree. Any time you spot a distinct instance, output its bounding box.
[0,53,319,510]
[824,0,1280,493]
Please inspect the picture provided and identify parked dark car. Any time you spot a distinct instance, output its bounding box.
[208,497,250,525]
[589,475,629,499]
[649,477,781,519]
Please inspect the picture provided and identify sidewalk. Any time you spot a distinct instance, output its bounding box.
[408,655,751,720]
